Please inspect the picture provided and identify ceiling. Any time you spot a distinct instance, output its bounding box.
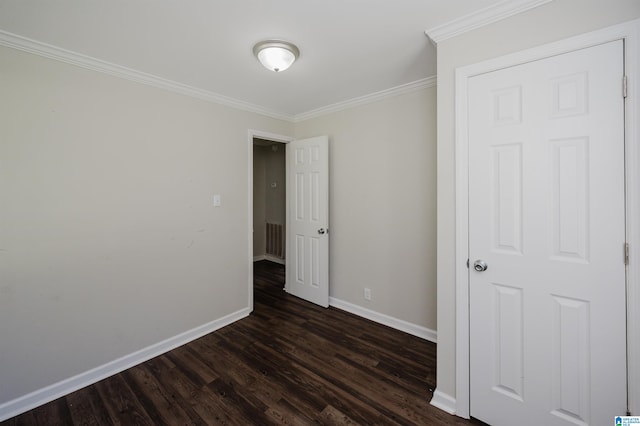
[0,0,506,118]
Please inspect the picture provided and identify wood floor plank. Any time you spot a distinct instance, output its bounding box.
[145,355,200,402]
[281,337,431,425]
[165,345,219,385]
[66,385,114,426]
[93,374,154,426]
[227,339,331,416]
[3,411,36,426]
[206,378,273,425]
[1,260,473,426]
[264,397,316,426]
[123,363,196,425]
[187,337,259,388]
[279,354,405,426]
[241,305,433,421]
[194,336,288,410]
[190,385,248,426]
[317,405,358,426]
[141,357,208,424]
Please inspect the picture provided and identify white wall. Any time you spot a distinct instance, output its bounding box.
[295,87,437,331]
[435,0,640,404]
[0,45,293,406]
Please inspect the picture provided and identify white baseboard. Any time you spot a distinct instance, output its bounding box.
[0,307,251,422]
[430,389,457,415]
[328,297,437,343]
[253,255,285,265]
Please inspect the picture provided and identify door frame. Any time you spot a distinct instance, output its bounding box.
[247,129,294,312]
[454,19,640,418]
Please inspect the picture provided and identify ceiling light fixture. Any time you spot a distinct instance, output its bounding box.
[253,40,300,73]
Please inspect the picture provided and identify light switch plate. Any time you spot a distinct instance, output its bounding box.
[213,194,221,207]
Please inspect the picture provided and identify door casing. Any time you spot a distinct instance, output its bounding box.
[248,130,294,312]
[452,18,640,418]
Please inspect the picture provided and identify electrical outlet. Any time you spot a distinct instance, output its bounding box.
[364,288,371,300]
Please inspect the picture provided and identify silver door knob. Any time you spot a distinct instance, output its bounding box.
[317,228,326,234]
[473,260,488,272]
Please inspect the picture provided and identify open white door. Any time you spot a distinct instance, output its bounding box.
[285,136,329,307]
[468,41,626,425]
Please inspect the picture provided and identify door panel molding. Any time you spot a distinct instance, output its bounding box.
[285,136,330,307]
[448,18,640,418]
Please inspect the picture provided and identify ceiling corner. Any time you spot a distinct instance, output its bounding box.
[0,29,296,122]
[424,0,553,44]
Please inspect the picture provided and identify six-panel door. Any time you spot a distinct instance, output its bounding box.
[469,40,626,426]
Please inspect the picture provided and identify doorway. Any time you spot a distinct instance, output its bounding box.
[247,131,331,310]
[252,138,287,266]
[247,130,294,312]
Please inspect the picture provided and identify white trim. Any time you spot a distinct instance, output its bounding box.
[329,297,437,343]
[0,29,435,124]
[454,18,640,418]
[624,19,640,417]
[253,255,285,265]
[0,30,294,122]
[430,389,457,415]
[425,0,552,44]
[294,76,436,122]
[454,59,471,418]
[248,130,294,312]
[0,307,250,422]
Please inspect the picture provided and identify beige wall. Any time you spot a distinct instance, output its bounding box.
[435,0,640,401]
[6,0,635,411]
[1,25,438,410]
[253,143,286,257]
[264,145,286,226]
[0,45,293,404]
[253,145,267,256]
[295,87,437,330]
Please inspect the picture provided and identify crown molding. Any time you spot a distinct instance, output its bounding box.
[0,30,296,122]
[0,29,436,123]
[425,0,553,44]
[293,76,437,122]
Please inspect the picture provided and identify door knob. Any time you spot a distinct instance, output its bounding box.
[473,260,488,272]
[317,228,326,235]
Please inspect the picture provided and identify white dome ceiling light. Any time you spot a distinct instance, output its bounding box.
[253,40,300,73]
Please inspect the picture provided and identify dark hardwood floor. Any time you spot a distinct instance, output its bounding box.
[3,261,474,425]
